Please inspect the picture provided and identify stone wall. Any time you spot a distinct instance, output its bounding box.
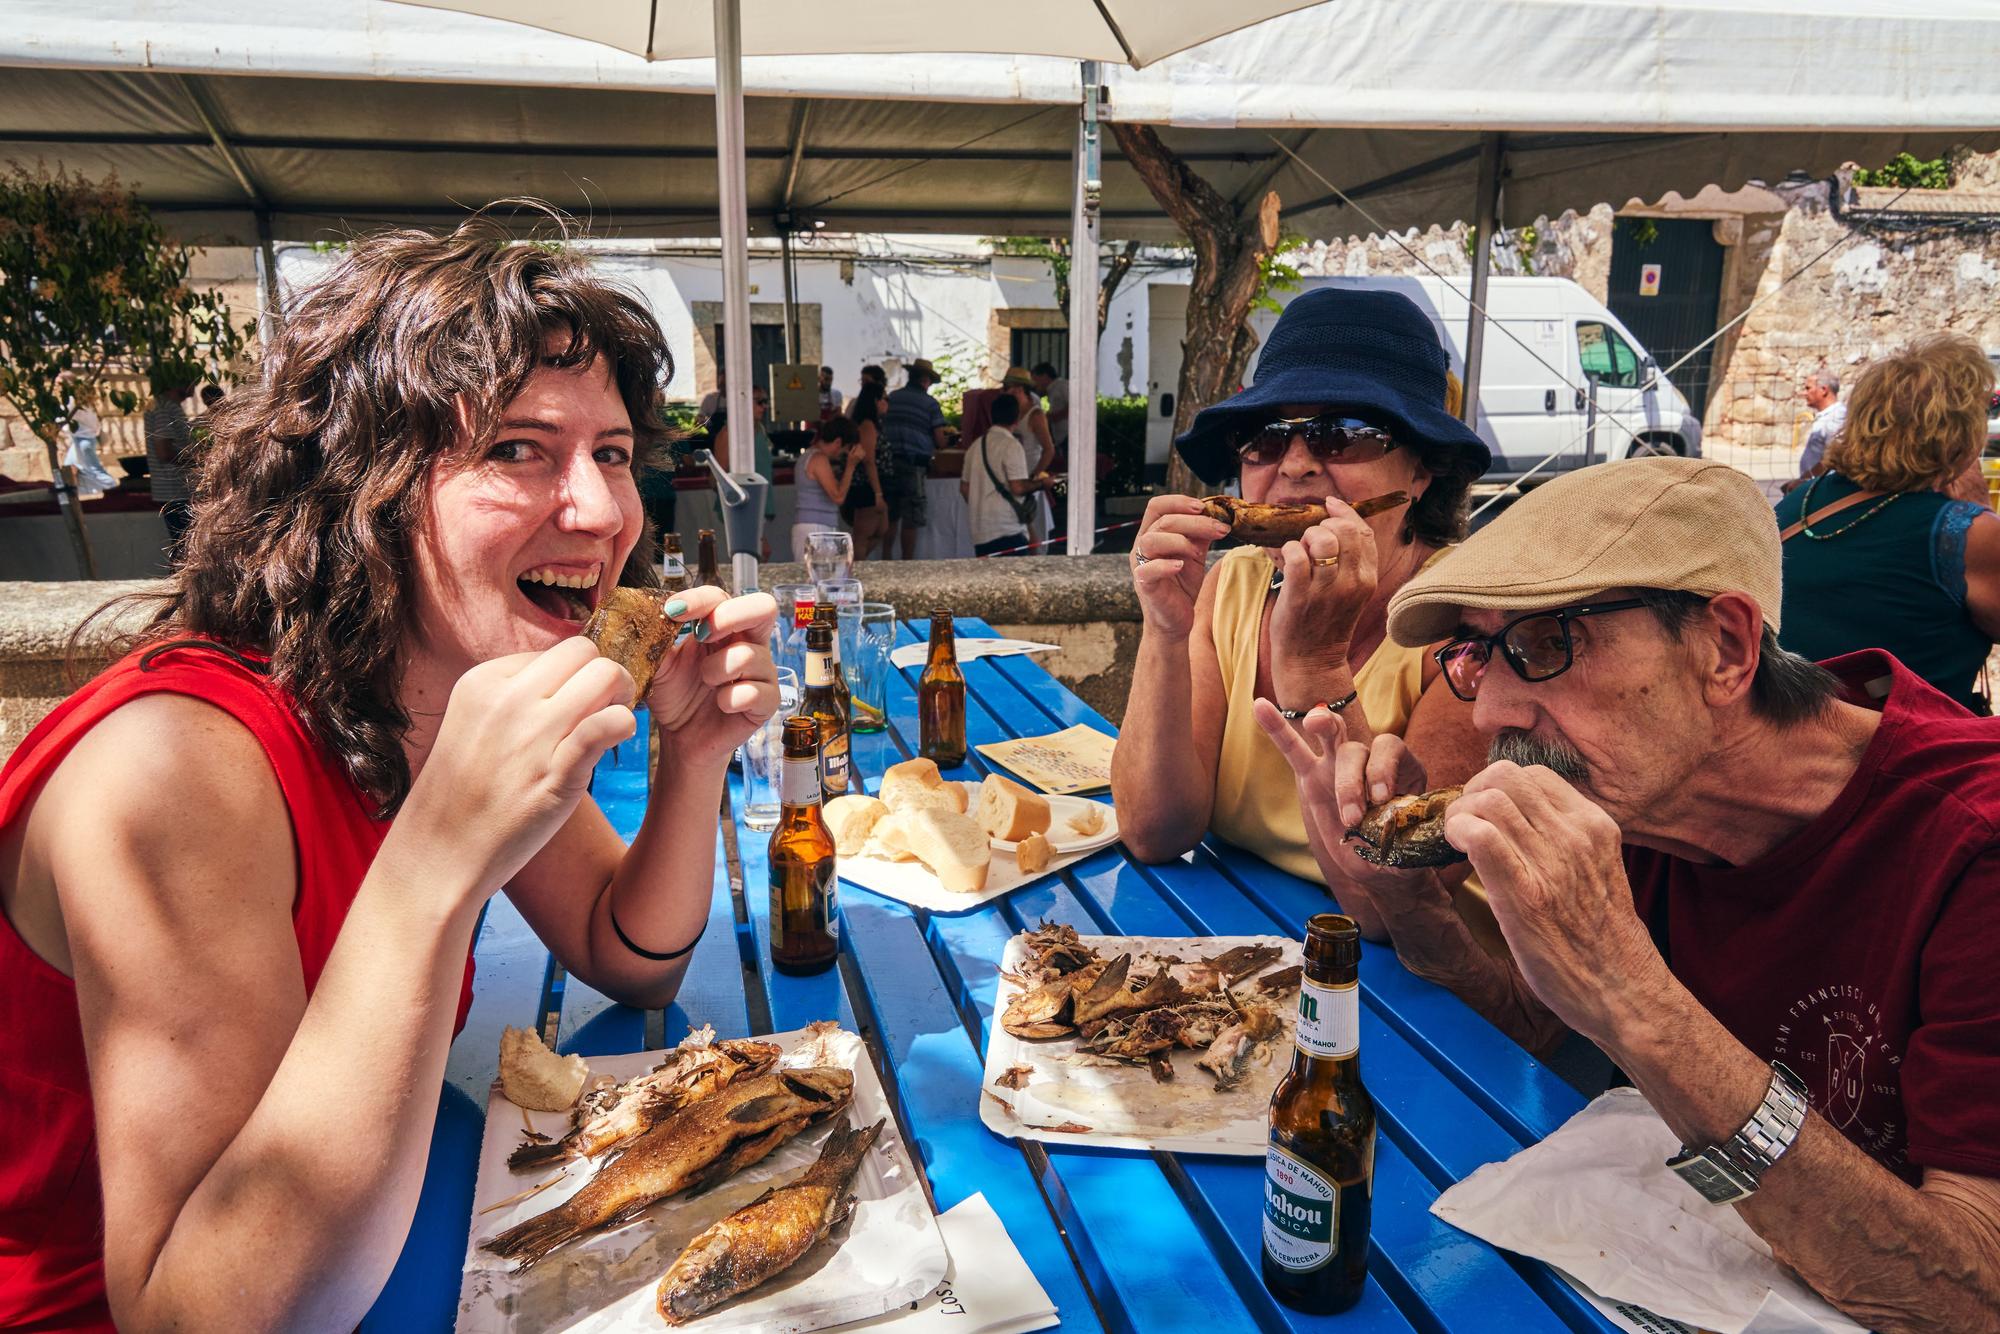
[0,556,1142,760]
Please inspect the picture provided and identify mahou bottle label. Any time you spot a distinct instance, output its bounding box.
[780,755,819,806]
[1263,1145,1337,1272]
[1295,976,1359,1059]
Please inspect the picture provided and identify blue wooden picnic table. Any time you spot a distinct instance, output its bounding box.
[411,617,1619,1334]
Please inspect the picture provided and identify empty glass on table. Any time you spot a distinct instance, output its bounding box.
[840,602,896,734]
[768,582,815,682]
[740,667,801,832]
[803,530,855,588]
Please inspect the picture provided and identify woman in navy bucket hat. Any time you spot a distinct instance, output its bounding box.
[1111,286,1500,952]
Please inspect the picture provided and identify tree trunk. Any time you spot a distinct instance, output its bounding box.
[1110,122,1280,497]
[1098,239,1141,336]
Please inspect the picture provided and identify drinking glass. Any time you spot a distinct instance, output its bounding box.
[740,667,800,832]
[841,602,895,734]
[804,530,855,587]
[768,582,816,682]
[817,577,865,674]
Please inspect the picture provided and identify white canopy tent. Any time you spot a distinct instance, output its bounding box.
[5,0,1994,553]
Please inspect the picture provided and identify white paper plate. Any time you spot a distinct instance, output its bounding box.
[979,933,1301,1157]
[835,791,1119,914]
[457,1026,947,1333]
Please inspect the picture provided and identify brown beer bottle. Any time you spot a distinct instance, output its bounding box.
[1263,913,1375,1314]
[917,608,966,768]
[802,620,852,797]
[811,600,854,726]
[660,532,688,595]
[696,528,723,589]
[767,716,838,975]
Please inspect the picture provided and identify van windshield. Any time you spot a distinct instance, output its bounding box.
[1576,322,1642,389]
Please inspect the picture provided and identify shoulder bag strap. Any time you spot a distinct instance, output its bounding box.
[980,432,1037,525]
[1780,487,1885,542]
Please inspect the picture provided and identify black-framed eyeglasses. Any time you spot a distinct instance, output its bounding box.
[1232,414,1399,468]
[1432,599,1650,702]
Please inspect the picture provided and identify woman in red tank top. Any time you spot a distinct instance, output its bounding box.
[0,214,779,1331]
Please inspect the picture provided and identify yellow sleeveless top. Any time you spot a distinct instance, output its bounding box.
[1210,546,1429,881]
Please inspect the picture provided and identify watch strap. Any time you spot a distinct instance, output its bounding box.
[1667,1062,1809,1204]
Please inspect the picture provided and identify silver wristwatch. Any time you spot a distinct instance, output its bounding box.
[1666,1062,1809,1204]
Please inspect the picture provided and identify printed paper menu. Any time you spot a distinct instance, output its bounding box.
[976,725,1117,796]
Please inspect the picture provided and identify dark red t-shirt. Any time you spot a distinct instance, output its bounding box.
[1625,650,2000,1185]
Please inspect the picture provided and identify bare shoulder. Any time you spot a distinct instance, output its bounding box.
[1963,508,2000,563]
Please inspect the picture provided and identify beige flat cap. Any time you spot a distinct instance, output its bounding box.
[1387,456,1782,646]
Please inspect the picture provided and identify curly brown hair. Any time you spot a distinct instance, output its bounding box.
[1827,332,1996,492]
[87,208,677,816]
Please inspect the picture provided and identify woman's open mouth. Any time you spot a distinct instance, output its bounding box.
[516,562,604,625]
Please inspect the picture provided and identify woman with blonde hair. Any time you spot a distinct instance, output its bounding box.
[1774,331,2000,712]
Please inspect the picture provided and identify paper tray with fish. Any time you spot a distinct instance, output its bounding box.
[458,1025,947,1333]
[978,931,1302,1156]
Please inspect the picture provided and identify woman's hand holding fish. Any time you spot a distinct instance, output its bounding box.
[403,637,638,904]
[1267,499,1378,694]
[1131,495,1230,639]
[646,590,781,763]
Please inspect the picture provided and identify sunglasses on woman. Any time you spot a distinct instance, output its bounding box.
[1432,599,1650,702]
[1233,414,1399,467]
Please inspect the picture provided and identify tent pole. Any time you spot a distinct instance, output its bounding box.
[778,224,799,364]
[712,0,755,486]
[1065,62,1102,556]
[1459,132,1502,428]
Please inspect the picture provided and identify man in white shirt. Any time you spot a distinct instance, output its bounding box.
[960,392,1044,556]
[817,366,844,420]
[1032,362,1070,450]
[1796,369,1845,479]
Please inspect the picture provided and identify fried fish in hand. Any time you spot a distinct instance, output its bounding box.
[1346,786,1466,869]
[655,1118,886,1325]
[1199,491,1410,546]
[584,586,681,706]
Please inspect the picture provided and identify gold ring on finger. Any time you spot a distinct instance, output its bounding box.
[1313,555,1340,568]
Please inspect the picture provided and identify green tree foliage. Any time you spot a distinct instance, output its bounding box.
[1851,154,1954,190]
[1094,393,1148,496]
[0,163,251,454]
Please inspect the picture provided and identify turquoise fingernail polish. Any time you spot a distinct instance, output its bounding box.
[664,598,689,619]
[694,617,713,641]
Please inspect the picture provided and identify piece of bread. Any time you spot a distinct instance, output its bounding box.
[499,1025,589,1112]
[903,809,992,894]
[824,794,888,857]
[1015,831,1054,874]
[861,811,920,862]
[1065,804,1107,838]
[880,757,969,814]
[975,774,1052,842]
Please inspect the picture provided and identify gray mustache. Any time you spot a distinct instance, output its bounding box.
[1489,729,1590,784]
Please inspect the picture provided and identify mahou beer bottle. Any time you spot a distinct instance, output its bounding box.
[917,608,966,768]
[802,620,852,797]
[1263,913,1375,1314]
[767,716,838,975]
[811,600,854,723]
[696,528,723,589]
[660,532,689,595]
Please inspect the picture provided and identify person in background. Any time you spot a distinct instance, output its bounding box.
[859,364,887,397]
[879,358,949,560]
[843,384,891,560]
[709,387,777,559]
[1002,366,1058,549]
[1112,288,1495,949]
[793,417,863,562]
[817,366,844,421]
[1032,361,1070,454]
[1774,332,2000,714]
[0,215,778,1331]
[961,392,1045,557]
[1270,456,2000,1334]
[199,384,225,413]
[1788,368,1845,485]
[697,365,725,423]
[145,377,200,557]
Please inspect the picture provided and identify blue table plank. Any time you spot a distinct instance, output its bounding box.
[447,894,555,1103]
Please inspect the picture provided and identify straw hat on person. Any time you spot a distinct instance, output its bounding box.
[1002,366,1035,390]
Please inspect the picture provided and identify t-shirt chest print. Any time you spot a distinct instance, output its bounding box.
[1772,981,1904,1167]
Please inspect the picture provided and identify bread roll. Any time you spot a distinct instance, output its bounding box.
[861,811,920,862]
[499,1025,589,1111]
[881,757,968,814]
[976,774,1052,842]
[824,794,888,857]
[903,809,992,894]
[1015,831,1054,874]
[1065,804,1107,837]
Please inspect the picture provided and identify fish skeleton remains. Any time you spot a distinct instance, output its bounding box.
[654,1117,886,1325]
[481,1066,854,1270]
[509,1029,782,1172]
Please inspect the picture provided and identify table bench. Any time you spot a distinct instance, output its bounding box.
[415,618,1617,1334]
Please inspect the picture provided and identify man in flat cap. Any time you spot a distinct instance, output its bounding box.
[1257,456,2000,1332]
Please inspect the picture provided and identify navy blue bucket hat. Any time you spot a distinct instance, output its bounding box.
[1175,287,1492,485]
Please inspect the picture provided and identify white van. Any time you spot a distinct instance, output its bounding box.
[1145,276,1702,486]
